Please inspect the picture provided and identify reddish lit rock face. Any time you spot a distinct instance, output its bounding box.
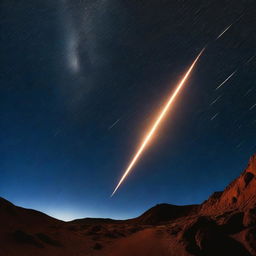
[200,154,256,215]
[247,154,256,175]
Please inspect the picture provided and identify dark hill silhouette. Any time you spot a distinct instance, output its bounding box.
[134,203,199,225]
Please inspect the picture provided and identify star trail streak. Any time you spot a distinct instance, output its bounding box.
[215,71,237,90]
[216,24,233,39]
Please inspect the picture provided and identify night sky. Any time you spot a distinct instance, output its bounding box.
[1,0,256,221]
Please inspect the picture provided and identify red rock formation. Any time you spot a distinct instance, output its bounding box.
[200,154,256,215]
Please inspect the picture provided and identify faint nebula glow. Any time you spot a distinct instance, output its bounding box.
[66,32,80,73]
[60,0,80,73]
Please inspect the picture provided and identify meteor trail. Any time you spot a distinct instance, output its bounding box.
[210,95,222,106]
[210,112,219,121]
[108,119,120,130]
[249,103,256,111]
[216,24,233,40]
[111,49,205,197]
[216,13,244,40]
[215,70,237,90]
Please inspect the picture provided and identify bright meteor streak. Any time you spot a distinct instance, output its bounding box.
[111,49,205,197]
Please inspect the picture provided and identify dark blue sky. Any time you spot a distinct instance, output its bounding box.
[1,0,255,220]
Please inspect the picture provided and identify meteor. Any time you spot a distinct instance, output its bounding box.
[210,112,219,121]
[108,118,120,130]
[210,95,222,106]
[216,14,244,40]
[216,23,233,40]
[111,49,205,197]
[249,103,256,111]
[215,70,237,90]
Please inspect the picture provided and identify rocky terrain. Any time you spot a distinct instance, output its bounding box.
[1,154,256,256]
